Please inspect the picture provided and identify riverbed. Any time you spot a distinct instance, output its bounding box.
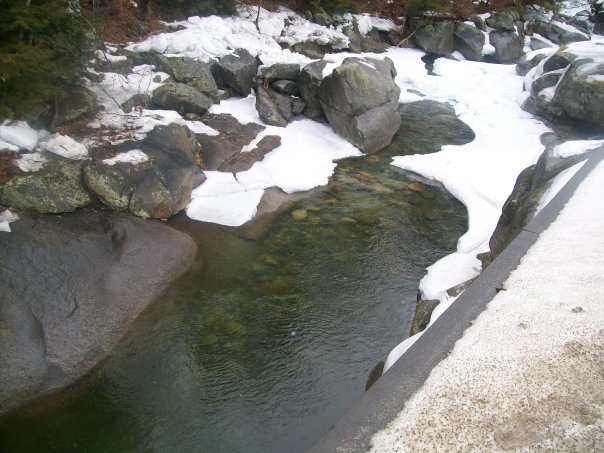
[0,149,467,452]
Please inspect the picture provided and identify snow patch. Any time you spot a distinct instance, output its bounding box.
[103,149,149,166]
[0,123,39,151]
[39,134,89,159]
[17,153,48,172]
[552,139,604,158]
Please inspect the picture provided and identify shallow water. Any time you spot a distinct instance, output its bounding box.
[0,151,466,452]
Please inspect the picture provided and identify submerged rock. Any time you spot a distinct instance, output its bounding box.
[0,211,196,415]
[388,100,475,155]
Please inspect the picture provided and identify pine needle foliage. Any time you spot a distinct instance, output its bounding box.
[0,0,93,119]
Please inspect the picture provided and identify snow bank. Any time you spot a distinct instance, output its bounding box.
[552,139,604,158]
[0,123,39,151]
[127,6,349,66]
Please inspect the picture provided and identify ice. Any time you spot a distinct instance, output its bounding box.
[39,134,89,159]
[0,123,39,150]
[103,149,149,166]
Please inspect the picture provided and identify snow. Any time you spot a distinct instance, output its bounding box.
[16,153,48,172]
[103,149,149,166]
[0,123,39,151]
[127,6,348,66]
[187,97,362,226]
[0,139,19,153]
[39,134,88,159]
[552,139,604,158]
[0,209,19,233]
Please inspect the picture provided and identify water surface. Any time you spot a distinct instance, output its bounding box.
[0,151,467,452]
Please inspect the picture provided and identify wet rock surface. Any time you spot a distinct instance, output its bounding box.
[0,211,196,415]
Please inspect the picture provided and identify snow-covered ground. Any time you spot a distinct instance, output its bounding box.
[370,157,604,451]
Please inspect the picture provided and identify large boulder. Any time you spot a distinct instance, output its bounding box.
[414,21,455,55]
[489,30,524,63]
[151,82,213,115]
[319,57,401,154]
[550,59,604,129]
[84,124,206,219]
[454,22,485,61]
[522,44,604,129]
[54,86,97,126]
[0,159,92,213]
[262,63,300,82]
[216,49,259,97]
[153,55,219,101]
[298,60,328,121]
[0,211,196,415]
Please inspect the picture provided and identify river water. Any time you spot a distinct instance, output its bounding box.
[0,149,467,452]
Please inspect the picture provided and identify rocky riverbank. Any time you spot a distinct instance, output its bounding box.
[1,0,604,417]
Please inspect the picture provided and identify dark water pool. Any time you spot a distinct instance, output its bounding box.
[0,151,466,452]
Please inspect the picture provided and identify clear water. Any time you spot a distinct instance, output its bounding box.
[0,151,467,452]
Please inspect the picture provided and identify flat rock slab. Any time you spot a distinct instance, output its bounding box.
[0,212,196,414]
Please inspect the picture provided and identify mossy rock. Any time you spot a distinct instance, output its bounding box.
[0,159,92,213]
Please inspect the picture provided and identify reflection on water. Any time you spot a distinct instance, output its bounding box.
[0,151,467,452]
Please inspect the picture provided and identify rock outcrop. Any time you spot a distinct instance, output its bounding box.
[318,57,401,154]
[216,48,259,97]
[151,82,214,115]
[522,43,604,129]
[84,124,206,219]
[414,21,455,55]
[0,211,196,415]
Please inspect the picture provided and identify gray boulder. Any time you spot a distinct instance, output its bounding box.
[551,59,604,129]
[151,82,213,115]
[0,159,92,213]
[361,28,389,53]
[255,82,304,127]
[516,51,553,76]
[319,57,401,154]
[343,22,363,53]
[489,30,524,63]
[486,11,517,31]
[414,21,455,55]
[291,41,325,59]
[271,80,300,96]
[530,35,555,51]
[216,49,259,97]
[255,83,288,127]
[299,60,328,121]
[84,124,205,219]
[0,211,196,415]
[153,55,212,85]
[262,63,300,82]
[532,19,590,45]
[454,22,485,61]
[194,113,265,171]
